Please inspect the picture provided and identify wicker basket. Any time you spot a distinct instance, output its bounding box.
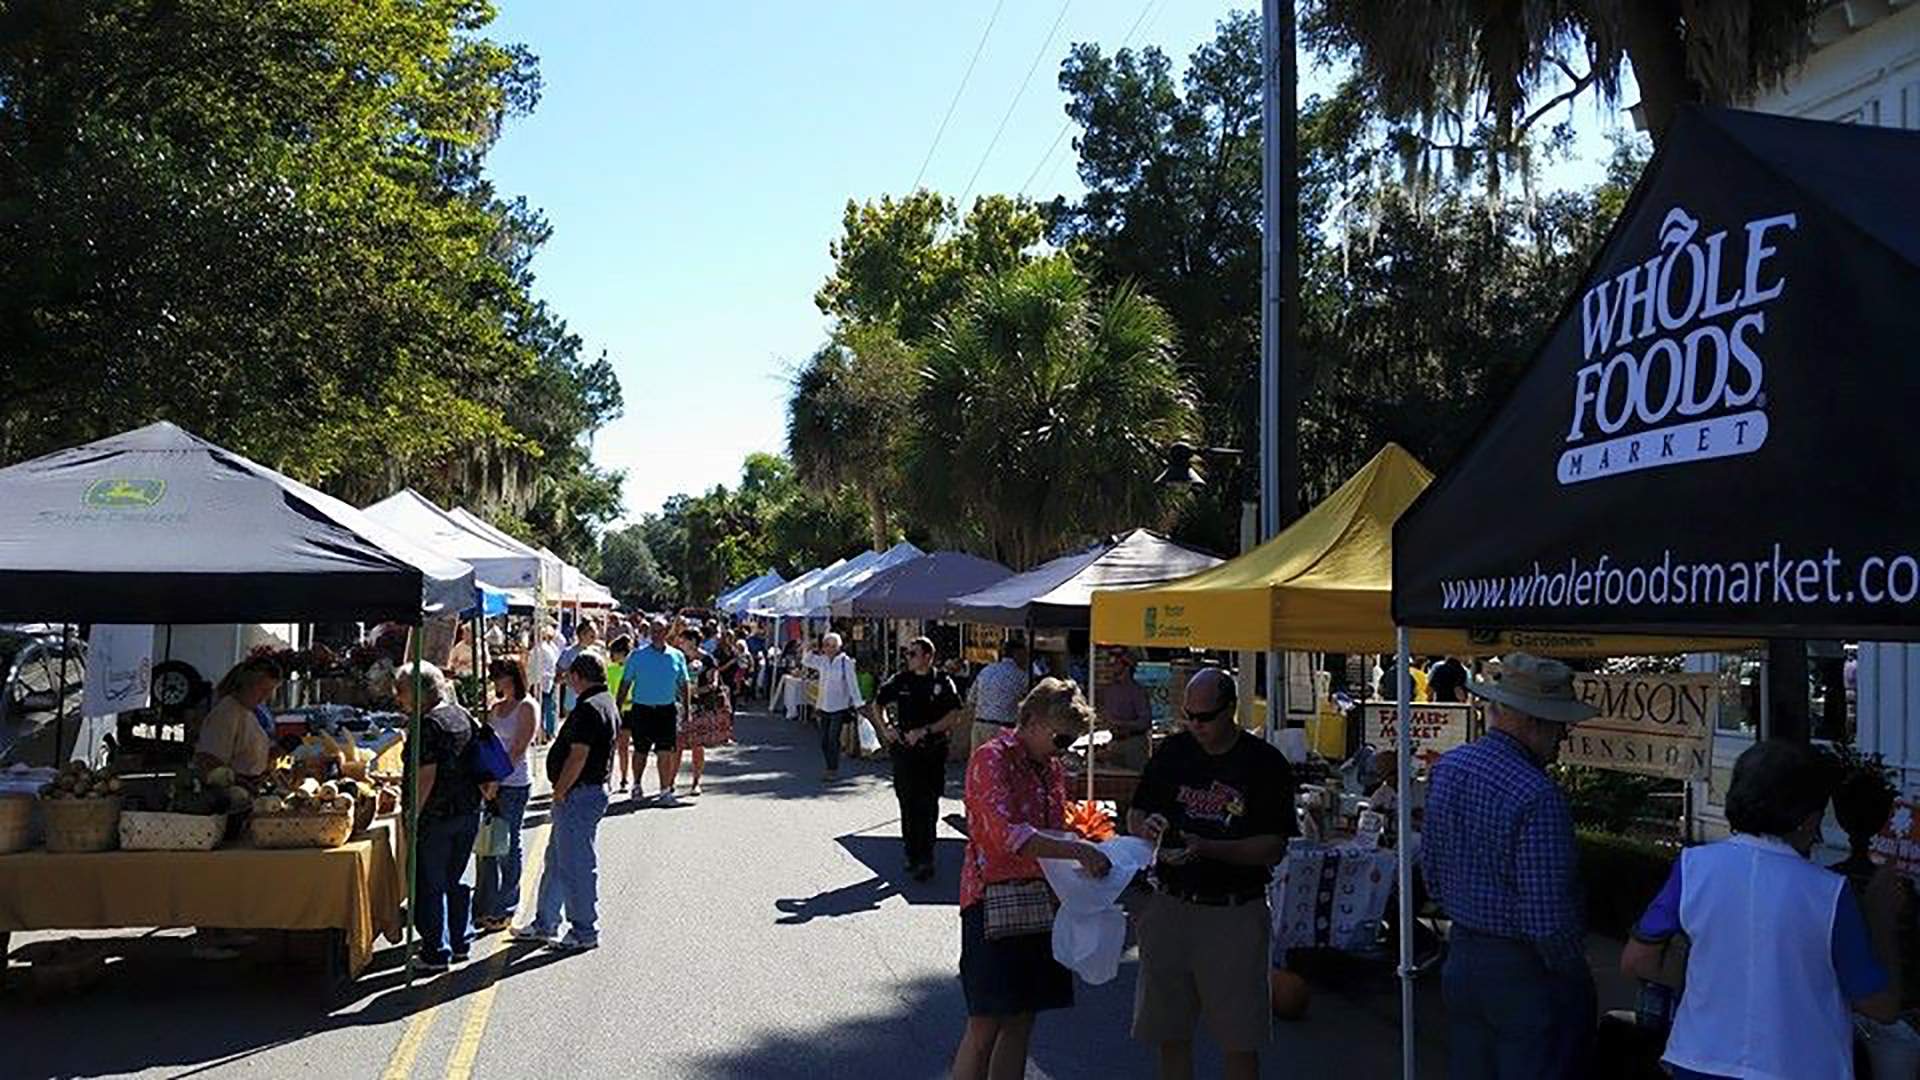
[250,811,353,849]
[118,810,224,852]
[0,795,33,854]
[43,796,122,853]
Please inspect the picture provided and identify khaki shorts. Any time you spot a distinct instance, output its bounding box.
[1132,891,1272,1052]
[970,720,1013,755]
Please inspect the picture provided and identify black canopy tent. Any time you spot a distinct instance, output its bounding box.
[0,421,454,981]
[0,422,424,624]
[1382,108,1920,1078]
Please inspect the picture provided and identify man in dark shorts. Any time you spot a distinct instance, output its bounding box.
[617,616,690,806]
[1128,668,1298,1080]
[868,636,966,881]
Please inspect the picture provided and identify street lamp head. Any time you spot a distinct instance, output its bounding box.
[1154,442,1206,488]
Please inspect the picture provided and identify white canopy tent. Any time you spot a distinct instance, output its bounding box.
[717,569,783,612]
[363,490,544,593]
[446,507,565,597]
[747,558,848,618]
[793,551,882,617]
[818,542,923,614]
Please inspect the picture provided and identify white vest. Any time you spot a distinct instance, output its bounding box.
[1664,834,1854,1080]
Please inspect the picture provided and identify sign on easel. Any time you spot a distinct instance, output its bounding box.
[1364,702,1473,767]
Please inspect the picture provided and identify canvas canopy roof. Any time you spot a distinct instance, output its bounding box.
[447,507,565,596]
[717,570,784,613]
[748,559,848,617]
[817,542,924,614]
[836,551,1014,619]
[1091,444,1747,655]
[1394,108,1920,642]
[0,422,458,623]
[949,530,1221,628]
[364,490,545,594]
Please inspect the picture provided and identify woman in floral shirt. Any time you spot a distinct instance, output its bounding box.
[953,678,1112,1080]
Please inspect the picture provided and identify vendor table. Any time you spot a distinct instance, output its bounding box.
[0,818,404,978]
[1269,838,1398,957]
[776,674,814,719]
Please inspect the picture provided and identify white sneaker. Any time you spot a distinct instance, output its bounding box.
[655,791,680,807]
[511,924,558,945]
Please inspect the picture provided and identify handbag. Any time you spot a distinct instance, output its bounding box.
[982,878,1057,940]
[474,810,512,858]
[464,718,515,784]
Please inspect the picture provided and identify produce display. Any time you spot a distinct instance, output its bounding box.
[253,774,355,818]
[39,761,122,801]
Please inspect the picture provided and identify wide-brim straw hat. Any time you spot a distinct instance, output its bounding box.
[1466,653,1598,725]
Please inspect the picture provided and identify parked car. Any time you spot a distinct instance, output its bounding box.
[0,626,89,767]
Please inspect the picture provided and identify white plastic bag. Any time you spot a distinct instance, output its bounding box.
[857,715,882,755]
[1038,835,1154,985]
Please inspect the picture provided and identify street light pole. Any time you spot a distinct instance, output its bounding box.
[1261,0,1300,739]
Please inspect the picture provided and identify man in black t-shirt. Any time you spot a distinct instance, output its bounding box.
[868,636,965,882]
[1127,668,1297,1077]
[514,653,616,952]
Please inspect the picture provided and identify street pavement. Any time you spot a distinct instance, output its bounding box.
[4,707,1498,1078]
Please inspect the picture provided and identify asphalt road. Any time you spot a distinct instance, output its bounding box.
[5,707,1460,1079]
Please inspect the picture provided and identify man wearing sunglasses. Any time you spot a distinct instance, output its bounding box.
[1127,668,1298,1080]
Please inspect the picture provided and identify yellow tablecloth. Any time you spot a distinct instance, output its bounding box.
[0,818,404,976]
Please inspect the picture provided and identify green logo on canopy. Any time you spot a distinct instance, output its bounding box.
[85,478,166,509]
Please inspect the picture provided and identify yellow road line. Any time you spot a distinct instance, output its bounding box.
[382,1001,442,1080]
[444,805,553,1080]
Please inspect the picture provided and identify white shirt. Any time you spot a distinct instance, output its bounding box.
[804,652,864,712]
[1663,834,1856,1080]
[967,659,1028,725]
[529,640,561,692]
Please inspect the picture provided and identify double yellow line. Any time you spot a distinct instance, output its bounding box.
[382,797,553,1080]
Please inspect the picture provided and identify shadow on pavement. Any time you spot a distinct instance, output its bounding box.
[3,931,577,1078]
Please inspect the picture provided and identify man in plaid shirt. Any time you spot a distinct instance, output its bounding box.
[1423,653,1598,1080]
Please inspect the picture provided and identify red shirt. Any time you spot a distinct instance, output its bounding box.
[960,729,1068,910]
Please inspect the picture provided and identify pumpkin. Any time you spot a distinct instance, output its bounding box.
[1269,968,1310,1020]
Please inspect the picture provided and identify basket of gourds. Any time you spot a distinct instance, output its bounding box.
[40,762,123,853]
[250,777,355,849]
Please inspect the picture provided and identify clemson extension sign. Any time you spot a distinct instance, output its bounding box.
[1561,672,1716,780]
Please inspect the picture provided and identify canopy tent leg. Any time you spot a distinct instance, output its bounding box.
[404,622,425,986]
[1086,632,1097,804]
[1395,625,1416,1080]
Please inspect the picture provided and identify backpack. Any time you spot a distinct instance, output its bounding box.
[464,717,515,784]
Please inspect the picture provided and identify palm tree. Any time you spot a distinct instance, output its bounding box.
[908,255,1198,570]
[785,321,915,552]
[1303,1,1821,144]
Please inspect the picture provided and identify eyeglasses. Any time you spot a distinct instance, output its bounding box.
[1187,704,1235,725]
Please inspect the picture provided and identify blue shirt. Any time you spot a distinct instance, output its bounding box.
[1634,852,1887,1002]
[1423,729,1585,968]
[622,645,688,707]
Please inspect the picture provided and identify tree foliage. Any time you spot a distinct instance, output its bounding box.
[785,322,916,551]
[0,0,622,565]
[1302,0,1820,147]
[909,255,1197,570]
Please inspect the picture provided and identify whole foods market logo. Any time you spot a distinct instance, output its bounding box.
[1559,206,1795,485]
[84,478,166,509]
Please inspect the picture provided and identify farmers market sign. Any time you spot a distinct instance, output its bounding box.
[1560,672,1715,779]
[1364,702,1473,767]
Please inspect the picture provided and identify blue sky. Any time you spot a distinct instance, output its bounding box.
[483,2,1636,522]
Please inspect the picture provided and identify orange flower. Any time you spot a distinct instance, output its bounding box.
[1065,800,1117,842]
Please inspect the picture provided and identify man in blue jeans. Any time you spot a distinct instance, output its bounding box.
[398,661,484,973]
[514,652,616,952]
[1423,653,1600,1079]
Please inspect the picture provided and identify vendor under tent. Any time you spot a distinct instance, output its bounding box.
[0,421,448,979]
[1385,108,1920,1079]
[445,507,565,598]
[835,551,1014,619]
[818,541,924,615]
[947,529,1222,628]
[1090,443,1751,657]
[363,489,543,594]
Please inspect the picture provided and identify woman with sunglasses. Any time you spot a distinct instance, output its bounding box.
[953,678,1112,1080]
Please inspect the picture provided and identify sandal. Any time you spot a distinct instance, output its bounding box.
[688,785,703,797]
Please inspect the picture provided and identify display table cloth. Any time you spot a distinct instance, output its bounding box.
[0,817,404,976]
[1269,838,1397,957]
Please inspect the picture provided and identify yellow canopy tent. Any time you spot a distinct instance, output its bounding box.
[1091,443,1752,656]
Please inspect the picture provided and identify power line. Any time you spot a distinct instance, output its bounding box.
[911,0,1008,194]
[1018,0,1159,198]
[956,0,1073,212]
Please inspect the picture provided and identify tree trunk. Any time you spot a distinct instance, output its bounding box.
[1619,1,1693,143]
[865,485,889,553]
